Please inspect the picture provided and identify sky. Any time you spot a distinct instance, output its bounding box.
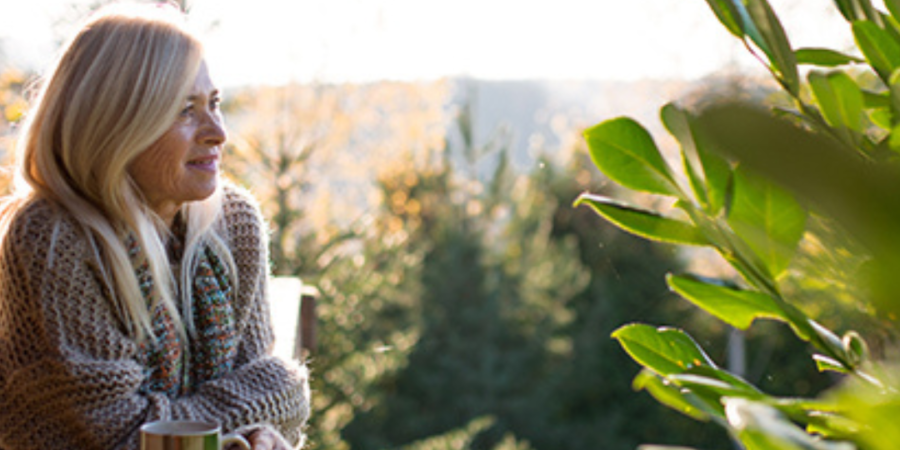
[1,0,855,87]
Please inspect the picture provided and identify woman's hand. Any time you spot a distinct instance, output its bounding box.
[225,426,292,450]
[247,427,293,450]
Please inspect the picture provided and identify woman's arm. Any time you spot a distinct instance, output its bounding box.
[0,196,310,450]
[210,184,311,445]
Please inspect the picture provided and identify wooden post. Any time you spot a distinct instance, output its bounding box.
[294,284,319,361]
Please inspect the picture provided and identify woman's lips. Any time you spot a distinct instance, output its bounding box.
[187,154,219,173]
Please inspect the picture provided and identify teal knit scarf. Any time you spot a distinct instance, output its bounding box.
[125,226,238,398]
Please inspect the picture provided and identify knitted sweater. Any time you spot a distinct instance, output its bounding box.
[0,185,310,450]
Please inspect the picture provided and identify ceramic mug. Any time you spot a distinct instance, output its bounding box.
[140,420,251,450]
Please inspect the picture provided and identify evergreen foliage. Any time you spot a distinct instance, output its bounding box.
[339,111,734,449]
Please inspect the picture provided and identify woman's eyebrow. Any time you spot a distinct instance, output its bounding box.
[186,89,220,101]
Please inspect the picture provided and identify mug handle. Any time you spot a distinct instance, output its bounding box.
[222,433,252,450]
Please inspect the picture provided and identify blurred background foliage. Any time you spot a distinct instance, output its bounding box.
[0,1,872,449]
[210,78,838,448]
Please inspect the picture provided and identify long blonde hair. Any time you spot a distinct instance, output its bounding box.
[5,2,236,341]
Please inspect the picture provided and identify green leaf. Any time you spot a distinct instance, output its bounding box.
[813,354,850,374]
[689,365,765,396]
[692,104,900,315]
[832,374,900,450]
[669,372,764,403]
[725,398,855,450]
[662,104,708,208]
[638,447,701,450]
[832,0,884,26]
[703,0,744,37]
[612,323,717,376]
[733,1,770,56]
[869,108,892,130]
[842,330,870,366]
[853,20,900,81]
[805,413,862,441]
[745,0,800,94]
[633,369,710,421]
[735,430,806,450]
[832,0,858,22]
[573,194,708,246]
[694,132,733,216]
[808,70,864,132]
[584,118,680,196]
[863,89,890,108]
[887,0,900,21]
[858,0,885,26]
[667,274,787,329]
[661,104,732,215]
[681,146,710,209]
[810,320,846,356]
[795,47,864,67]
[727,167,807,278]
[888,69,900,128]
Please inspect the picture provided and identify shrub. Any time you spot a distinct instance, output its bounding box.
[575,1,900,449]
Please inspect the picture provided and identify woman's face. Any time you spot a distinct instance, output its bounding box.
[129,60,226,225]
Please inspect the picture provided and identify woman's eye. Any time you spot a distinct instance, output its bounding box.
[210,97,222,111]
[179,104,194,117]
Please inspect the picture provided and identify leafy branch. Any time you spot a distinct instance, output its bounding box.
[574,1,900,449]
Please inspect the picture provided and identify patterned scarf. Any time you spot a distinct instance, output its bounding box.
[125,221,238,398]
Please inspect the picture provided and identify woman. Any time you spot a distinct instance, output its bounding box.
[0,3,309,450]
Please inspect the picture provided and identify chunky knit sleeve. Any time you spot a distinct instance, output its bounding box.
[0,193,310,450]
[200,184,311,444]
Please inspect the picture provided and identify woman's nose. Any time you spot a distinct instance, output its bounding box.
[197,114,227,146]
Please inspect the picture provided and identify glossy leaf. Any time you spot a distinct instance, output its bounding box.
[693,103,900,282]
[810,320,847,360]
[808,71,864,132]
[832,0,883,25]
[662,103,707,208]
[889,69,900,124]
[858,0,885,26]
[687,365,765,398]
[670,371,766,408]
[667,274,787,329]
[681,143,710,209]
[584,118,680,196]
[888,70,900,149]
[693,128,733,215]
[725,398,855,450]
[633,369,710,421]
[573,194,708,246]
[856,0,884,24]
[832,0,858,22]
[733,1,770,57]
[863,89,891,108]
[853,21,900,82]
[661,104,732,215]
[805,413,863,441]
[612,324,716,377]
[832,375,900,450]
[868,108,891,130]
[745,0,800,94]
[703,0,744,37]
[887,0,900,21]
[638,447,701,450]
[727,167,807,278]
[842,331,870,366]
[813,354,849,374]
[795,48,863,67]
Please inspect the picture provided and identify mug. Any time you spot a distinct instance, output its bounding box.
[140,420,251,450]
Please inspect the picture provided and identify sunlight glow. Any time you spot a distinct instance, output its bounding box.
[1,0,854,86]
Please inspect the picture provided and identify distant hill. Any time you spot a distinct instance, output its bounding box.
[446,74,771,176]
